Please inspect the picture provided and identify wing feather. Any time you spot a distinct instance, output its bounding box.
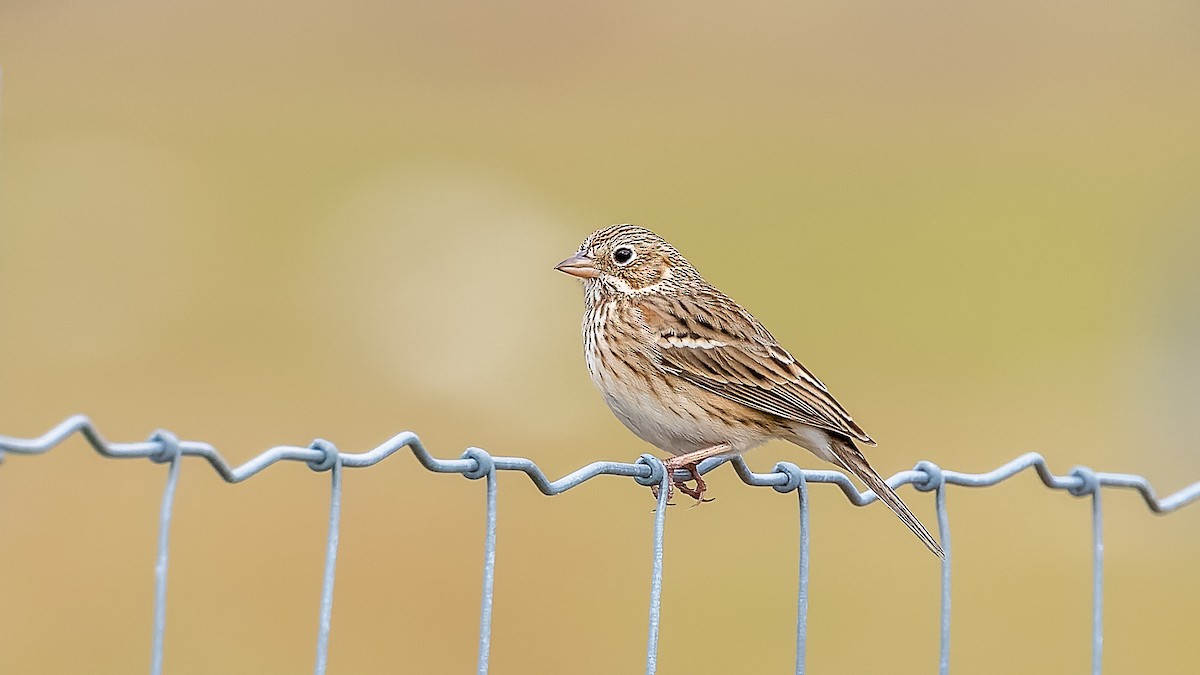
[638,291,875,444]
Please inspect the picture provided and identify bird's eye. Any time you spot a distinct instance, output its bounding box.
[613,247,635,266]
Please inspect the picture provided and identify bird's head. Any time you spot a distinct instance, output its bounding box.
[555,224,698,298]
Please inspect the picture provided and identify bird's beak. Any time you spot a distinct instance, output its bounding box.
[554,253,600,279]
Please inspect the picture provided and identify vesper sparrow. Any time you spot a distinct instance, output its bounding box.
[556,224,942,557]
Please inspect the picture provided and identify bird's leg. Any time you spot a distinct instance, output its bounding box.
[663,444,731,502]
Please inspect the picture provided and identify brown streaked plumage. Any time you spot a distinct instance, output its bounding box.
[556,223,943,558]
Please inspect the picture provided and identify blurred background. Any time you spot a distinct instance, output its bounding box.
[2,1,1198,673]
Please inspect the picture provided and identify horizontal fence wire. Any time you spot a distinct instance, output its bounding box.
[3,414,1200,675]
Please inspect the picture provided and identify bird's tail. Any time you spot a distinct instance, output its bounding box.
[830,438,944,558]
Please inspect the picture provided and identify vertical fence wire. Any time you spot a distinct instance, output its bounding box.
[935,478,951,675]
[1068,466,1103,675]
[476,463,498,675]
[313,449,343,675]
[645,460,670,675]
[910,460,951,674]
[794,473,809,675]
[149,432,182,675]
[1091,484,1103,675]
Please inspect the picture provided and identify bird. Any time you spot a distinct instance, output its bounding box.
[555,224,943,558]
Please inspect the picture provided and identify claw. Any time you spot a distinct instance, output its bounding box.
[664,462,711,502]
[676,480,704,500]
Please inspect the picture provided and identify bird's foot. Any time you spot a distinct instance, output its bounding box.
[666,461,715,504]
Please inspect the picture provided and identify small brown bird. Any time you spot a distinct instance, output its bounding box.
[556,224,942,557]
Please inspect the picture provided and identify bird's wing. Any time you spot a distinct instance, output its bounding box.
[636,290,875,445]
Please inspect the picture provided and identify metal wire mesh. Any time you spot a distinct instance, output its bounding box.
[3,414,1199,675]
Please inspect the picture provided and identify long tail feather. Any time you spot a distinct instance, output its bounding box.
[831,439,944,558]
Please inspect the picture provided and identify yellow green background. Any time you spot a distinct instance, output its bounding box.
[2,1,1198,673]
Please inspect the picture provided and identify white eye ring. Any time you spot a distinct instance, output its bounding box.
[612,246,636,266]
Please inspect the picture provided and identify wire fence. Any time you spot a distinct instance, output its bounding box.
[2,415,1199,675]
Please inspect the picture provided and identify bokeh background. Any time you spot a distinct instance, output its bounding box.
[2,1,1199,673]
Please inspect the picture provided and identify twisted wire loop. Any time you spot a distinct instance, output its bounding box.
[913,460,951,675]
[307,439,340,473]
[634,453,666,488]
[771,461,805,494]
[4,417,1200,674]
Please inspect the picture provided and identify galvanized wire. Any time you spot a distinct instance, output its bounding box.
[792,472,810,675]
[312,443,342,675]
[3,415,1200,674]
[644,458,670,675]
[912,459,952,675]
[149,431,181,675]
[467,450,498,675]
